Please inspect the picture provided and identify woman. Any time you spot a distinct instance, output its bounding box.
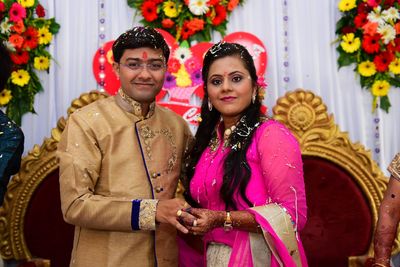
[180,42,308,267]
[373,153,400,267]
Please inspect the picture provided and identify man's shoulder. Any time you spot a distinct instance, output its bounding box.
[155,105,187,126]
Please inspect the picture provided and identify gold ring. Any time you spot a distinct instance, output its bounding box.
[176,210,182,217]
[193,219,198,227]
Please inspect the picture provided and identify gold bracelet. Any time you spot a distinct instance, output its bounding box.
[372,263,389,267]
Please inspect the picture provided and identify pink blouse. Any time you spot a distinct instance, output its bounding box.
[189,119,307,248]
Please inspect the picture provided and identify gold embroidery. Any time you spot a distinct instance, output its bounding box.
[118,88,155,119]
[139,126,177,173]
[388,153,400,181]
[139,199,159,231]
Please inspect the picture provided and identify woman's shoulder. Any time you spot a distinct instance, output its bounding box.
[255,118,297,143]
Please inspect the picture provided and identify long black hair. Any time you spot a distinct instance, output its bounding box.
[184,42,263,210]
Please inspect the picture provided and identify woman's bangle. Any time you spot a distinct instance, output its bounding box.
[372,263,389,267]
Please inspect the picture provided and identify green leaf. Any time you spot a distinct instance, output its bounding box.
[49,19,61,34]
[388,76,400,87]
[127,0,137,8]
[335,15,352,34]
[380,95,391,113]
[360,76,374,89]
[337,52,357,68]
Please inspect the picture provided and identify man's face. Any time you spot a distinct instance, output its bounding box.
[113,47,166,104]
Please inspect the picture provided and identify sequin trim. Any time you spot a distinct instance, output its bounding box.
[118,88,155,119]
[139,199,159,231]
[388,153,400,181]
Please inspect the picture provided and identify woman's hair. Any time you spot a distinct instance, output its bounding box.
[0,42,12,93]
[184,42,263,210]
[112,26,170,63]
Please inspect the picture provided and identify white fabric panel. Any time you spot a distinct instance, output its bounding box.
[20,0,399,175]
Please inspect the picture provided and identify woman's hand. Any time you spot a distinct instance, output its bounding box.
[185,208,225,235]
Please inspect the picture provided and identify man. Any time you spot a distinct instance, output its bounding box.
[58,27,194,267]
[0,42,24,206]
[373,153,400,267]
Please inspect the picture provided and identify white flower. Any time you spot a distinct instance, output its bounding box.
[2,41,16,52]
[188,0,209,16]
[382,7,400,22]
[173,47,192,64]
[368,6,385,26]
[378,24,396,44]
[0,18,11,35]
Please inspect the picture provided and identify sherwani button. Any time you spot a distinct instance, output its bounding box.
[155,187,164,193]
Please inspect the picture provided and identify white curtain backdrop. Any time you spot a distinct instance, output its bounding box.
[21,0,399,175]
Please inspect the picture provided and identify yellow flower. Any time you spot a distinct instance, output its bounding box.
[163,1,180,18]
[372,80,390,96]
[173,65,192,87]
[358,61,376,77]
[38,27,52,45]
[17,0,34,8]
[0,89,12,106]
[11,69,30,87]
[34,56,50,70]
[389,58,400,75]
[338,0,356,12]
[340,33,360,53]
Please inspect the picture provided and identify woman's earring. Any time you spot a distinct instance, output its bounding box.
[252,94,256,104]
[208,99,213,111]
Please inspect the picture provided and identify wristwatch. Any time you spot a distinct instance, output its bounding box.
[224,211,233,232]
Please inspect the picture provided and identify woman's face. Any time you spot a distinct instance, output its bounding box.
[206,56,256,123]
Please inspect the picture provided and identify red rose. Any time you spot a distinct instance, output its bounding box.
[0,2,6,13]
[141,1,158,22]
[341,26,356,34]
[36,4,46,18]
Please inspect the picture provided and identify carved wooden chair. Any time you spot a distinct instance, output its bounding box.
[272,89,400,267]
[0,91,108,267]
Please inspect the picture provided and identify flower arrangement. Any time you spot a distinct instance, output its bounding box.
[336,0,400,112]
[127,0,245,44]
[0,0,60,125]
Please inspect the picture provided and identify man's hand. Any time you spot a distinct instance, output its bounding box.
[156,198,196,234]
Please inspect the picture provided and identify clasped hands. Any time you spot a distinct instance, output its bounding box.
[156,198,223,235]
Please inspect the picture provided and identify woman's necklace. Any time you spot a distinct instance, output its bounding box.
[223,125,236,147]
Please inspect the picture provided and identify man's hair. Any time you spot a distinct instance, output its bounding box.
[0,42,12,93]
[112,26,170,63]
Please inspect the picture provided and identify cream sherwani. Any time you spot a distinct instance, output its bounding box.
[58,95,192,267]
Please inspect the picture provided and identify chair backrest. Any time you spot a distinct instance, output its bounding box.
[0,91,108,267]
[272,89,400,267]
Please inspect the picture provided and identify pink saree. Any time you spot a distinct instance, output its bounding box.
[180,120,308,267]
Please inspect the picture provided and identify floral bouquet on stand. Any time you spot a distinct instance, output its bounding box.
[0,0,60,125]
[128,0,245,44]
[336,0,400,112]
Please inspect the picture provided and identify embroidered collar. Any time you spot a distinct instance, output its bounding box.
[118,88,155,119]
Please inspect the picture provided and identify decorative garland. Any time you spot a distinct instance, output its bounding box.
[128,0,245,44]
[336,0,400,113]
[0,0,60,125]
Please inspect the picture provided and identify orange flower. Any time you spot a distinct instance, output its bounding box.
[395,22,400,35]
[362,21,378,36]
[11,20,25,34]
[187,18,205,32]
[227,0,239,11]
[162,18,175,28]
[9,34,24,49]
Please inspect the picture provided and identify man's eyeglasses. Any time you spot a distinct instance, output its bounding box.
[119,61,165,72]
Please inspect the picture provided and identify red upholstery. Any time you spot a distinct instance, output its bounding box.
[300,156,372,267]
[23,169,74,267]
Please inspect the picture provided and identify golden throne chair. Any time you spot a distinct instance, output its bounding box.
[272,89,400,267]
[0,91,108,267]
